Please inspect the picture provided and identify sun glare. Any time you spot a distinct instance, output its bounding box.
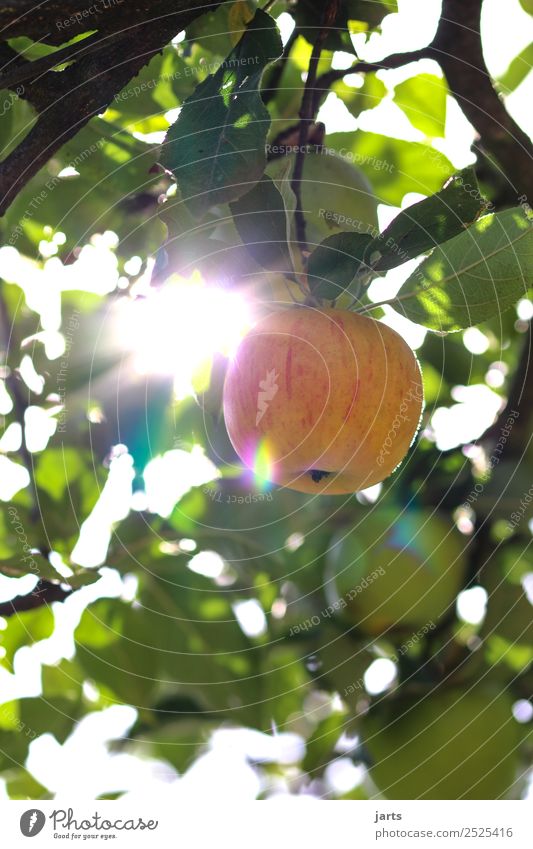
[117,274,251,399]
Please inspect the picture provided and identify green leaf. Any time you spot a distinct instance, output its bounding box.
[0,730,31,771]
[20,696,82,744]
[0,607,54,671]
[368,168,488,272]
[269,156,301,274]
[307,231,373,299]
[66,570,102,589]
[303,712,347,775]
[230,175,293,272]
[388,208,532,331]
[185,1,256,58]
[0,553,64,583]
[108,48,185,133]
[160,10,282,218]
[326,131,455,206]
[333,73,387,119]
[75,600,159,705]
[498,42,533,93]
[34,447,84,501]
[4,769,51,800]
[393,73,448,137]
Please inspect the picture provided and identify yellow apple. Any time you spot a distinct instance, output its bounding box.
[222,307,423,494]
[266,151,378,248]
[325,509,468,634]
[362,684,519,799]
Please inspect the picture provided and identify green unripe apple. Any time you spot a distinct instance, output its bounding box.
[325,509,468,635]
[266,150,378,248]
[362,684,519,799]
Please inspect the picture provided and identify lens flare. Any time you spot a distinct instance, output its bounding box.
[117,272,250,399]
[252,439,274,490]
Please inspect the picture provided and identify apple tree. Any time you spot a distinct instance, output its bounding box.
[0,0,532,800]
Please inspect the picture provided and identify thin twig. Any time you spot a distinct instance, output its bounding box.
[312,47,431,113]
[291,0,340,253]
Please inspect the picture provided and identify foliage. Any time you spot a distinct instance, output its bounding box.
[0,0,532,801]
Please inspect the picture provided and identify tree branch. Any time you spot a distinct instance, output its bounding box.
[0,2,220,217]
[312,47,431,113]
[432,0,533,201]
[291,0,339,251]
[0,580,72,619]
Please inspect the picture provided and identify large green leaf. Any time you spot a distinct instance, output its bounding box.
[75,599,160,705]
[333,73,387,119]
[393,73,448,137]
[368,168,487,272]
[388,208,532,330]
[160,10,282,218]
[498,42,533,93]
[0,730,31,771]
[20,696,83,745]
[0,553,63,583]
[107,48,185,134]
[307,231,373,300]
[230,175,293,272]
[0,607,54,671]
[326,131,455,206]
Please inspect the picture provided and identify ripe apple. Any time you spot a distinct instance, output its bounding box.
[266,151,378,248]
[362,684,519,799]
[325,509,467,634]
[222,307,423,494]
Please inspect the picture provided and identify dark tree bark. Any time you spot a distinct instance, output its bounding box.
[0,1,220,214]
[433,0,533,201]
